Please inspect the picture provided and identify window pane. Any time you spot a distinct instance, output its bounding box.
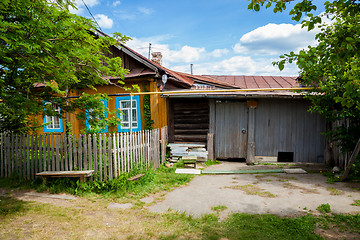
[132,109,137,122]
[132,122,137,128]
[121,101,130,109]
[123,123,129,128]
[132,100,136,108]
[122,109,129,122]
[53,117,60,129]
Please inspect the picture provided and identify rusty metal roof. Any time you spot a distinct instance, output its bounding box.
[200,75,299,89]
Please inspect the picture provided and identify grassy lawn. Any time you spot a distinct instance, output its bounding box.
[1,165,360,239]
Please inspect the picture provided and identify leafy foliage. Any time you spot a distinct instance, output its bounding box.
[0,0,129,133]
[317,203,332,214]
[248,0,360,154]
[142,86,154,130]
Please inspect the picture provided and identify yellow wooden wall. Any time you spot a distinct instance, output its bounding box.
[35,78,168,135]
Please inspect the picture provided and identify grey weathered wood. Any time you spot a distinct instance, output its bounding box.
[341,138,360,182]
[27,135,30,179]
[87,134,92,172]
[36,170,94,183]
[78,135,82,170]
[51,135,55,171]
[215,101,248,159]
[83,134,87,170]
[108,135,113,180]
[99,134,103,181]
[66,135,71,171]
[119,133,123,173]
[72,135,77,170]
[209,99,216,135]
[55,135,60,171]
[126,133,130,172]
[207,133,214,161]
[103,134,107,180]
[254,99,325,162]
[246,106,256,164]
[93,133,97,178]
[112,134,117,178]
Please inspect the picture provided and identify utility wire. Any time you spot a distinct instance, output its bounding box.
[81,0,103,32]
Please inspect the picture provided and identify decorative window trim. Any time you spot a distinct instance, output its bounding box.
[116,96,141,132]
[43,102,63,133]
[86,99,108,133]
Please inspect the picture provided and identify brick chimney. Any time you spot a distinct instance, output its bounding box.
[151,52,162,65]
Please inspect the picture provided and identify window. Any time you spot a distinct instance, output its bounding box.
[116,96,141,132]
[86,99,108,133]
[43,103,63,133]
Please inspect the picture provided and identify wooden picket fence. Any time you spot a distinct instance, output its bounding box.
[0,127,167,181]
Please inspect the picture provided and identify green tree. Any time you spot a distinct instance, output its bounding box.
[249,0,360,154]
[0,0,129,133]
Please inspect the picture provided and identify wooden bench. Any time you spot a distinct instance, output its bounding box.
[182,156,197,168]
[36,170,95,183]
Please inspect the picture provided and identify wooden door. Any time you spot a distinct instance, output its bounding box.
[215,101,248,158]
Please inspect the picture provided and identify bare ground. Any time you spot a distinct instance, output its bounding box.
[1,161,360,239]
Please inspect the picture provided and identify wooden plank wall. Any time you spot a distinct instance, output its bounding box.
[213,100,248,159]
[254,99,326,162]
[169,99,209,143]
[0,128,164,181]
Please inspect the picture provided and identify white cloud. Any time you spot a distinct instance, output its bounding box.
[95,14,114,29]
[171,57,299,76]
[168,46,206,63]
[209,48,229,58]
[126,34,300,77]
[112,1,121,7]
[138,7,153,15]
[233,23,319,55]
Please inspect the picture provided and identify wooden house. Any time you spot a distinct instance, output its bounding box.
[36,31,191,136]
[162,73,327,164]
[35,31,326,164]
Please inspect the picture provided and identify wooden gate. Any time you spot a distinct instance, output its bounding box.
[215,100,248,159]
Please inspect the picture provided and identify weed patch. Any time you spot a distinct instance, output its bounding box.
[283,183,319,194]
[317,203,331,214]
[352,200,360,206]
[228,184,276,198]
[211,205,228,213]
[327,187,344,195]
[205,159,220,166]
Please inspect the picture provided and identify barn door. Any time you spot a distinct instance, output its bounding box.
[215,101,248,159]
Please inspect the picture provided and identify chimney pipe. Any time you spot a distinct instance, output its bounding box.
[190,64,193,75]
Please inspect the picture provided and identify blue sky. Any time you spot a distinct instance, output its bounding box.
[71,0,325,76]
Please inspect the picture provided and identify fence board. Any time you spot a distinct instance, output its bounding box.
[88,134,92,172]
[99,134,103,181]
[0,129,162,181]
[109,135,113,180]
[27,135,30,179]
[103,134,107,180]
[34,135,39,176]
[93,134,98,177]
[83,135,87,171]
